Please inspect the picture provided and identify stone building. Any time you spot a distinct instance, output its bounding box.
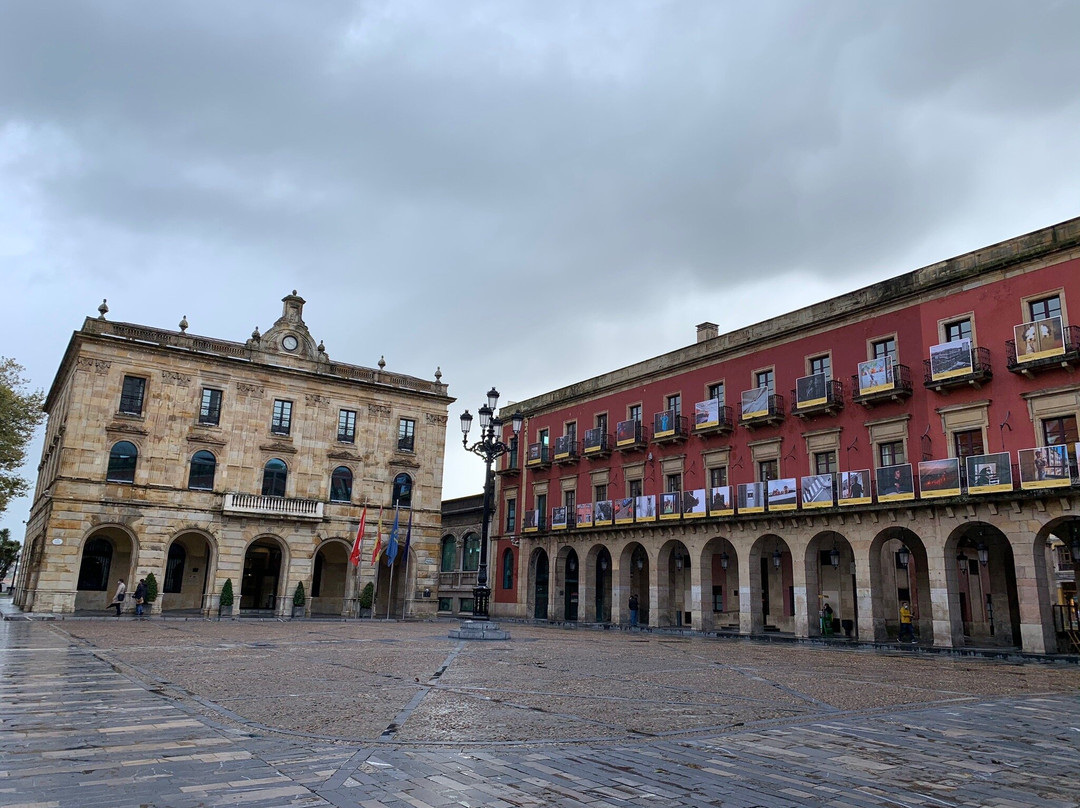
[490,217,1080,654]
[438,493,485,616]
[13,292,453,618]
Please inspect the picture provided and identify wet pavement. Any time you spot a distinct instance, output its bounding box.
[1,610,1079,808]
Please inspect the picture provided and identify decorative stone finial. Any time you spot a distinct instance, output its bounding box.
[97,299,108,319]
[434,366,442,381]
[317,340,325,353]
[179,315,188,333]
[378,355,386,370]
[251,326,261,342]
[292,289,297,295]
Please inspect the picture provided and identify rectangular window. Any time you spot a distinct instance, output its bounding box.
[628,479,643,499]
[814,451,837,475]
[945,318,972,343]
[708,466,727,488]
[596,413,608,433]
[953,429,984,460]
[564,490,576,512]
[538,428,549,446]
[1029,295,1062,322]
[337,409,356,443]
[809,355,831,379]
[565,421,577,445]
[712,585,723,612]
[666,394,682,418]
[1043,415,1079,446]
[708,382,725,405]
[629,404,642,423]
[438,597,452,612]
[119,376,146,415]
[271,400,292,435]
[758,460,778,482]
[594,483,607,502]
[872,337,897,361]
[505,498,516,532]
[755,369,775,395]
[879,440,905,467]
[398,418,416,452]
[199,388,222,425]
[536,494,547,526]
[666,473,682,493]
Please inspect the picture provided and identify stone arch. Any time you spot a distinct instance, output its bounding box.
[584,543,613,623]
[1036,516,1080,653]
[553,545,580,621]
[619,542,650,626]
[311,537,351,616]
[239,534,290,615]
[944,521,1019,649]
[74,523,140,612]
[749,533,792,634]
[162,528,218,614]
[699,535,738,632]
[656,538,692,628]
[869,526,931,643]
[804,530,856,638]
[527,546,550,620]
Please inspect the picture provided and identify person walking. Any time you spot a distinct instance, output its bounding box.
[628,593,639,627]
[899,601,915,642]
[133,578,147,618]
[110,578,126,617]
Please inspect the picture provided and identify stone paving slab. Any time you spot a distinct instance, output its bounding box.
[1,618,1078,807]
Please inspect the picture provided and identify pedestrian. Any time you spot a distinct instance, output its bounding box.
[110,578,126,617]
[822,602,834,635]
[628,593,639,627]
[899,601,914,642]
[133,578,147,617]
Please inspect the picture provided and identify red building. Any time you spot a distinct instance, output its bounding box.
[490,217,1080,654]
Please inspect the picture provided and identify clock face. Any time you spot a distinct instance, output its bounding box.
[282,335,299,351]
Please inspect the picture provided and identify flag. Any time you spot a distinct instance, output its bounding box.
[385,506,401,566]
[400,509,413,564]
[348,507,367,566]
[370,507,384,565]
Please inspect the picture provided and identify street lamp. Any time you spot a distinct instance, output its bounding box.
[897,545,910,568]
[720,551,730,570]
[460,388,523,619]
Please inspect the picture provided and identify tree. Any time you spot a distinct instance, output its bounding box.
[144,572,158,603]
[219,578,234,608]
[0,358,46,517]
[293,581,306,606]
[0,528,19,584]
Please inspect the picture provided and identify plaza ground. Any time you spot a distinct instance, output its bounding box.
[2,609,1078,807]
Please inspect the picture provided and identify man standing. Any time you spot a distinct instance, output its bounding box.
[133,578,147,617]
[899,601,914,642]
[628,593,639,627]
[110,578,126,617]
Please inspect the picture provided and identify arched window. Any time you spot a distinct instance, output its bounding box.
[77,537,113,590]
[164,543,186,593]
[440,536,457,572]
[262,458,288,497]
[462,532,480,572]
[330,466,353,502]
[392,473,412,508]
[502,547,515,590]
[106,441,138,483]
[188,450,216,490]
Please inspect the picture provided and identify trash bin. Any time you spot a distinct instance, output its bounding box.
[841,619,854,638]
[832,618,842,635]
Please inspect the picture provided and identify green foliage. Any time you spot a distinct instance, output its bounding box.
[0,528,19,583]
[219,578,234,608]
[358,581,374,609]
[144,572,158,603]
[293,581,306,606]
[0,358,46,517]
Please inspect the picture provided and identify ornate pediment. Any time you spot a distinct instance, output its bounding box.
[105,421,149,437]
[259,440,298,454]
[187,430,227,447]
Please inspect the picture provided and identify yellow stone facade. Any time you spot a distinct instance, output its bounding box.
[14,293,453,617]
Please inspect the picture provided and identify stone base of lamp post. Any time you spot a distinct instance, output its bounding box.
[448,619,511,640]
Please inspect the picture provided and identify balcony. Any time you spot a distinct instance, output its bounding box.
[739,394,786,428]
[495,452,521,477]
[791,379,844,418]
[438,570,479,590]
[553,436,580,464]
[693,403,735,436]
[521,510,546,533]
[525,443,551,469]
[223,493,324,521]
[1006,325,1080,377]
[615,419,649,452]
[850,363,914,407]
[923,346,992,392]
[652,411,689,444]
[582,428,613,458]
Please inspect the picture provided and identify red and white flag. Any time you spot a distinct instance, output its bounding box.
[348,507,367,566]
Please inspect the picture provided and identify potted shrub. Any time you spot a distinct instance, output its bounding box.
[144,572,158,614]
[358,581,374,618]
[218,578,234,619]
[292,581,306,619]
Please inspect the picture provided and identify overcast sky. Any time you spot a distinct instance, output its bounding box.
[3,1,1079,543]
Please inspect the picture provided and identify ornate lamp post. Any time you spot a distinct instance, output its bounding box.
[460,387,523,619]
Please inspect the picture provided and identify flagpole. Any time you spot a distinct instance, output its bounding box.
[386,557,394,620]
[401,550,409,620]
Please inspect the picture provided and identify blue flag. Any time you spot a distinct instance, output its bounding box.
[400,509,413,563]
[385,506,400,566]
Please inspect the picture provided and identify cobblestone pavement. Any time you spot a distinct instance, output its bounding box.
[2,617,1078,808]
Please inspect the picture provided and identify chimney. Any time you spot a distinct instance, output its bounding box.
[696,322,718,343]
